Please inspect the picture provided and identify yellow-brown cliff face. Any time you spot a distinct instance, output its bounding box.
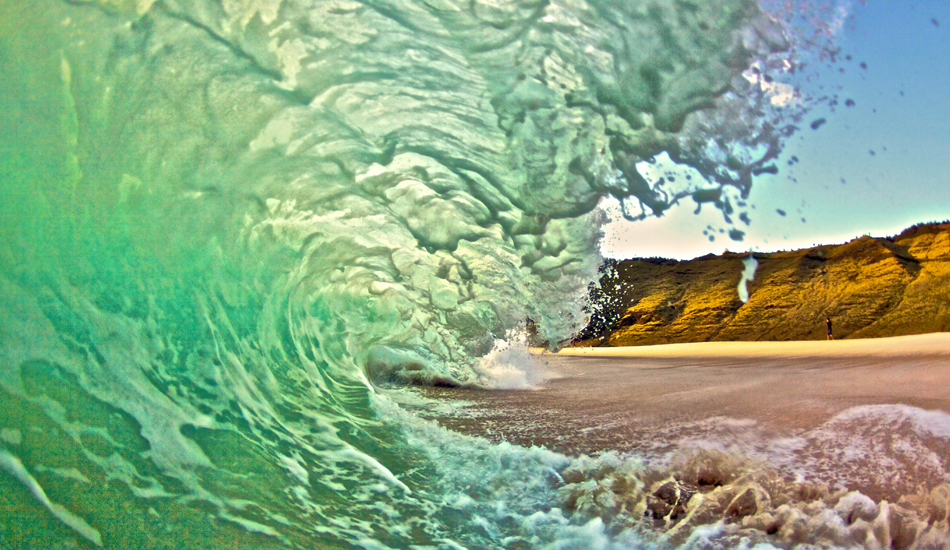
[579,222,950,346]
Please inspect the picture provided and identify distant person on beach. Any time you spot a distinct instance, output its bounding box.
[826,317,834,340]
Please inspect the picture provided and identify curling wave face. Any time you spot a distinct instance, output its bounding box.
[0,0,837,547]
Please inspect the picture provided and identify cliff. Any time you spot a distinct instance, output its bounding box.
[576,222,950,346]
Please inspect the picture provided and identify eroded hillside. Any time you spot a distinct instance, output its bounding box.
[577,222,950,346]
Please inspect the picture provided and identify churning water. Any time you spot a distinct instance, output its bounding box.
[1,0,947,548]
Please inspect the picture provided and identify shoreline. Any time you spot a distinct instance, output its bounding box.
[535,331,950,359]
[423,332,950,503]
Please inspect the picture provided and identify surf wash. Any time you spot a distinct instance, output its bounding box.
[0,0,896,548]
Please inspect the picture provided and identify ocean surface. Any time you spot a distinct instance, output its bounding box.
[2,0,948,548]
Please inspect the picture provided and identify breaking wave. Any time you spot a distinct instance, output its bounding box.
[2,0,927,548]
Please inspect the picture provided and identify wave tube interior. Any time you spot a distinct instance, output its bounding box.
[4,0,925,548]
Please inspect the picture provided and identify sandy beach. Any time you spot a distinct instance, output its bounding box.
[550,332,950,359]
[423,333,950,503]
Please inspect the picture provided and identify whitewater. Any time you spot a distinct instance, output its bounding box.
[1,0,947,548]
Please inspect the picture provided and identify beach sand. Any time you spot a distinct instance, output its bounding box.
[421,333,950,503]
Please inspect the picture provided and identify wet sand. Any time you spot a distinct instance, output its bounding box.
[425,333,950,453]
[421,333,950,501]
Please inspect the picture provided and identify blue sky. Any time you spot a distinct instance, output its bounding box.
[603,0,950,260]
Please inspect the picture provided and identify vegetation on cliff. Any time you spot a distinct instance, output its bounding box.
[576,221,950,346]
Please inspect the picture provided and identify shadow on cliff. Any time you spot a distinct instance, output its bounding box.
[577,221,950,346]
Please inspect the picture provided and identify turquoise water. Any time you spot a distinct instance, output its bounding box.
[4,1,932,548]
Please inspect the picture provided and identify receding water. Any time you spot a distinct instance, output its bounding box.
[1,0,947,548]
